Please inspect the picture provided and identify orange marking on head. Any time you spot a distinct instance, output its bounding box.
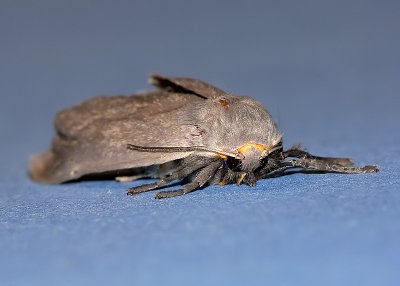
[214,143,275,160]
[236,143,272,154]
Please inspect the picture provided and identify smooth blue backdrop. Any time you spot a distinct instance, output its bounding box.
[1,1,399,285]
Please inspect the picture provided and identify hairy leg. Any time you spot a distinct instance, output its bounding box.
[256,161,294,179]
[291,158,378,173]
[155,160,222,199]
[127,156,221,196]
[127,176,176,195]
[284,146,353,166]
[256,155,378,180]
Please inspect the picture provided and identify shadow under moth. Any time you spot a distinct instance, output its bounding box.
[29,74,379,199]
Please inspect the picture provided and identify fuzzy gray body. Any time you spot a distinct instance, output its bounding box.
[29,74,378,199]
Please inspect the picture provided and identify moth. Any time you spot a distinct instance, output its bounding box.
[29,74,379,199]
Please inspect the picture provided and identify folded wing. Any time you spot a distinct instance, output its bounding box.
[29,91,202,183]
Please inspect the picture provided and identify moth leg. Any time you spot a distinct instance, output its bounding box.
[284,146,353,167]
[236,172,247,185]
[292,158,379,174]
[127,156,221,196]
[116,175,145,183]
[127,176,176,195]
[155,161,222,199]
[127,163,201,195]
[154,181,199,199]
[255,161,295,179]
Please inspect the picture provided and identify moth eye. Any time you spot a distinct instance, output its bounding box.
[227,156,242,171]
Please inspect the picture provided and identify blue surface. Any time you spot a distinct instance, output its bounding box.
[1,1,399,285]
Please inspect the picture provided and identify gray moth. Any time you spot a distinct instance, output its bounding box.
[29,74,378,199]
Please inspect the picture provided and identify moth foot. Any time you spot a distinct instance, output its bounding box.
[218,177,229,186]
[127,183,155,195]
[236,172,247,185]
[362,165,379,173]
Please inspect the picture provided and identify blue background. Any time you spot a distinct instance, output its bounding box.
[1,1,399,285]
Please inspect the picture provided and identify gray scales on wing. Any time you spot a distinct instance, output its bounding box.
[29,74,378,199]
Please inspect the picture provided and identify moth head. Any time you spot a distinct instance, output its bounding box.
[226,141,283,173]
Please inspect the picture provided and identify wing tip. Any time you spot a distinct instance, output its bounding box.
[29,151,64,184]
[148,73,168,88]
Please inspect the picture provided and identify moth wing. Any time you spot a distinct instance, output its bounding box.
[150,74,228,99]
[54,90,199,138]
[29,91,203,184]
